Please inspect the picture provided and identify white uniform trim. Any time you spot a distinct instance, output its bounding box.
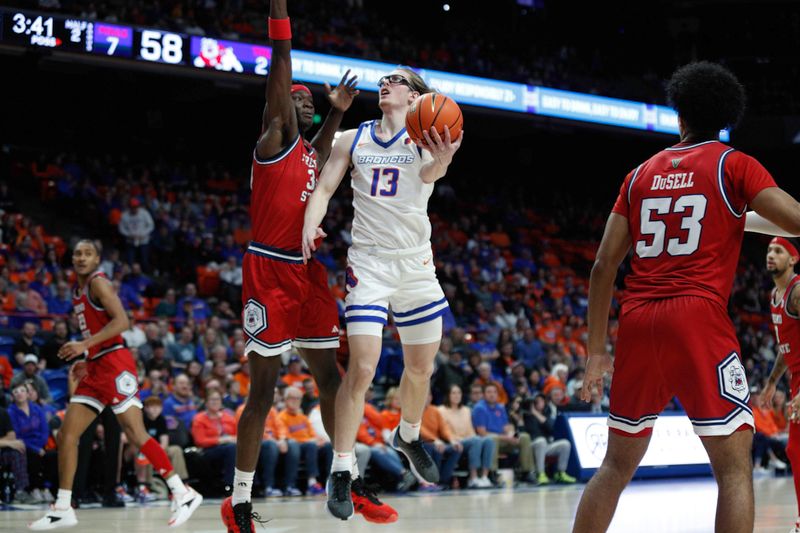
[111,394,143,415]
[293,336,340,350]
[691,408,754,437]
[607,412,659,434]
[71,394,105,413]
[245,337,292,357]
[716,148,744,218]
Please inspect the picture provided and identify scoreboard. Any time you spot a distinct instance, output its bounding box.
[0,7,729,140]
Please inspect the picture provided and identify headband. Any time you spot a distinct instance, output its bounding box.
[771,236,800,260]
[291,84,312,96]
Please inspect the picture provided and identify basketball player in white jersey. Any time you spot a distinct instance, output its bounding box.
[302,67,463,520]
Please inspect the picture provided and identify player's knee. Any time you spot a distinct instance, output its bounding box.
[403,359,434,382]
[242,396,270,420]
[346,361,377,392]
[57,429,77,449]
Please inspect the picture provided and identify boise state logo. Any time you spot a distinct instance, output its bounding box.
[243,298,268,336]
[717,352,750,410]
[345,266,359,289]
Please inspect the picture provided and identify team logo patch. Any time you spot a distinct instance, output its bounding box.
[115,371,138,396]
[717,351,750,410]
[671,158,682,169]
[244,299,268,337]
[345,266,359,289]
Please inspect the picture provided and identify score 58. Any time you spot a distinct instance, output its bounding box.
[139,29,183,64]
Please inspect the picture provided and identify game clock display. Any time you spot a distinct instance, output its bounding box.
[0,8,189,64]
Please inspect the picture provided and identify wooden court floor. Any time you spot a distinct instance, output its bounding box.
[2,475,797,532]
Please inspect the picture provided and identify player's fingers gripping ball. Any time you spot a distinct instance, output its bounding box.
[406,92,463,147]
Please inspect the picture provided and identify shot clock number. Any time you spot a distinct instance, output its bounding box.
[140,30,183,64]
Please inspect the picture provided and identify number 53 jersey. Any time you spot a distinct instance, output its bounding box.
[349,120,433,251]
[612,140,777,308]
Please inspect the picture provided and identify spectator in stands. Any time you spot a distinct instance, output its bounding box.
[235,397,296,497]
[751,387,788,472]
[15,278,47,315]
[0,405,34,503]
[140,369,170,402]
[12,321,39,367]
[118,198,154,271]
[176,283,211,322]
[8,382,50,502]
[46,281,72,316]
[278,387,328,495]
[168,326,200,371]
[282,356,312,389]
[136,323,161,361]
[136,396,189,501]
[439,384,494,488]
[380,387,401,430]
[40,319,71,369]
[219,256,242,304]
[474,362,508,405]
[163,373,198,430]
[144,341,171,375]
[154,288,178,318]
[198,328,225,363]
[300,378,318,414]
[357,399,415,493]
[223,380,244,411]
[516,328,545,370]
[122,313,147,349]
[191,389,236,488]
[233,358,250,397]
[523,393,576,485]
[123,262,152,295]
[467,383,484,408]
[433,346,468,403]
[420,392,463,489]
[10,354,51,403]
[472,383,533,481]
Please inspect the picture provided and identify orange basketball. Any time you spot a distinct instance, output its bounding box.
[406,92,463,147]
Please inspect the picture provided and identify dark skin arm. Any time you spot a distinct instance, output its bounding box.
[311,71,359,167]
[582,213,631,401]
[255,0,297,161]
[764,285,800,407]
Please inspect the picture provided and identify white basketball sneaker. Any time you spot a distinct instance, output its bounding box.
[167,487,203,528]
[28,505,78,530]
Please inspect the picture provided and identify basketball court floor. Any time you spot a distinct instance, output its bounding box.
[1,475,796,532]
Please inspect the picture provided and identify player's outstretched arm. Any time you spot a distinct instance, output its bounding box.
[749,187,800,236]
[745,211,800,237]
[582,213,631,402]
[312,70,359,167]
[301,129,356,262]
[419,126,464,184]
[58,277,130,361]
[256,0,298,161]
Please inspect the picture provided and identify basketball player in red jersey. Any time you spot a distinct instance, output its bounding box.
[28,240,201,530]
[761,237,800,533]
[220,1,397,531]
[573,61,800,533]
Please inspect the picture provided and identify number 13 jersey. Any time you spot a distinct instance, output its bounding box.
[612,140,776,308]
[349,120,433,251]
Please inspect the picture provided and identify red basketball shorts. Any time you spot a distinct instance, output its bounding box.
[72,347,142,414]
[608,296,754,437]
[242,242,340,357]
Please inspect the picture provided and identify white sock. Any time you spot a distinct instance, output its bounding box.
[232,469,254,505]
[351,451,360,480]
[166,474,188,497]
[308,477,318,487]
[332,451,353,473]
[55,489,72,510]
[399,418,421,442]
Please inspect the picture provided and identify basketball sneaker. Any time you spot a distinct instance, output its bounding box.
[28,505,78,530]
[326,471,353,520]
[554,471,577,484]
[390,427,440,483]
[220,497,268,533]
[790,517,800,533]
[351,477,398,524]
[168,487,202,528]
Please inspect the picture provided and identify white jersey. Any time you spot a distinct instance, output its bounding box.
[349,120,433,251]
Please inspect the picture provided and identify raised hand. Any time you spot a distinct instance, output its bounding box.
[326,69,360,113]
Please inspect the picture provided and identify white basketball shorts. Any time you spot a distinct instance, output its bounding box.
[344,244,448,345]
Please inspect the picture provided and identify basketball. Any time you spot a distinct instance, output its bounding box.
[406,92,463,146]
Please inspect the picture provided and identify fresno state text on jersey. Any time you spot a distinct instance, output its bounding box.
[771,275,800,375]
[251,135,318,252]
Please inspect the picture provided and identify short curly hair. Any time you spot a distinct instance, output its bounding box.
[666,61,746,134]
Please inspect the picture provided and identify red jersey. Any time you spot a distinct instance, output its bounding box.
[250,135,318,251]
[771,274,800,375]
[72,271,125,360]
[612,140,777,308]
